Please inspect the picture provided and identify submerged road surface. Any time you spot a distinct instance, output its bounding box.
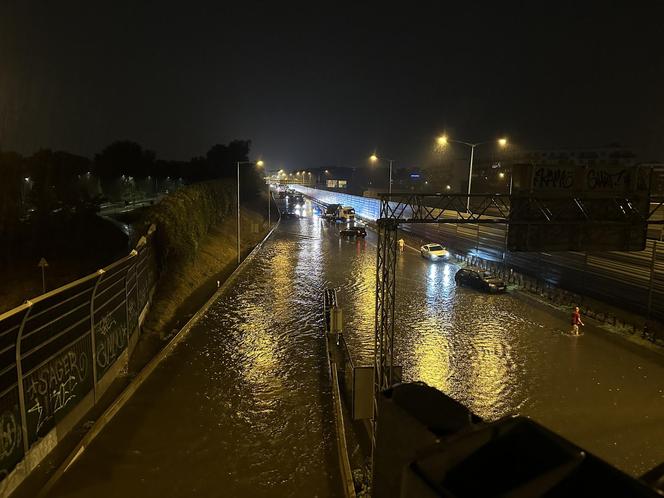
[47,199,664,496]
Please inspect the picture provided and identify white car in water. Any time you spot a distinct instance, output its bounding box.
[420,243,450,260]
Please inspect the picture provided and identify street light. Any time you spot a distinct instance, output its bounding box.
[236,160,264,265]
[370,153,395,196]
[436,135,507,211]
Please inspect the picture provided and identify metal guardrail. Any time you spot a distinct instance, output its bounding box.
[0,227,158,481]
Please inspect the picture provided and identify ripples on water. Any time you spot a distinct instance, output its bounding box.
[46,201,664,498]
[184,215,339,497]
[321,212,663,476]
[193,202,662,481]
[335,239,541,421]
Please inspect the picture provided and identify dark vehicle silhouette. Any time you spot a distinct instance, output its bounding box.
[339,226,367,238]
[455,267,506,293]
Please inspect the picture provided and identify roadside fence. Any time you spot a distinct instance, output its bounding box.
[0,225,158,487]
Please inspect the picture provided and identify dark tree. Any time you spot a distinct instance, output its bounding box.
[94,140,156,200]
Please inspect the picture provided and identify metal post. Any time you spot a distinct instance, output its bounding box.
[388,160,393,197]
[89,270,105,402]
[237,161,241,265]
[268,184,271,228]
[16,304,33,455]
[466,145,475,212]
[647,240,657,317]
[504,171,513,262]
[371,215,399,482]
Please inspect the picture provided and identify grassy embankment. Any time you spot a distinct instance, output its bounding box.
[136,179,269,352]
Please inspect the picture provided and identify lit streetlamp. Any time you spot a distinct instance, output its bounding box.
[236,159,264,265]
[436,135,507,211]
[369,153,395,196]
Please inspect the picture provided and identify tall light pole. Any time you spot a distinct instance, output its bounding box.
[437,136,507,211]
[236,160,264,265]
[369,154,395,196]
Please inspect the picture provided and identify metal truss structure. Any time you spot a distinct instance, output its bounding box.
[379,192,664,225]
[371,191,664,467]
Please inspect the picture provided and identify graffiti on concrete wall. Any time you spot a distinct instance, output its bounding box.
[24,345,91,442]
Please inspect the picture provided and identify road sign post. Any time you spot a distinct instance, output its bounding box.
[38,257,48,294]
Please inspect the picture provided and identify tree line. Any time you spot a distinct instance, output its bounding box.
[0,139,262,265]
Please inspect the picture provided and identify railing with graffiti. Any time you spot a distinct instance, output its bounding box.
[0,227,157,482]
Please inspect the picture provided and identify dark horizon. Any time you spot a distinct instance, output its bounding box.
[1,1,663,168]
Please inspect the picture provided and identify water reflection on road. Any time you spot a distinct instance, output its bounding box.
[309,200,664,477]
[47,199,664,497]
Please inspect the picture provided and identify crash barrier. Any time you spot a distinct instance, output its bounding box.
[373,382,663,497]
[322,289,356,498]
[0,226,158,493]
[293,186,664,321]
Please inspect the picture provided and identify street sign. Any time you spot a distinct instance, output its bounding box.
[37,257,48,268]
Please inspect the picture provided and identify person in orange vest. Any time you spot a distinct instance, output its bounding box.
[398,238,405,253]
[571,306,585,335]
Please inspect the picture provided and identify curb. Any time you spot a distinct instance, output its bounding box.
[37,215,281,497]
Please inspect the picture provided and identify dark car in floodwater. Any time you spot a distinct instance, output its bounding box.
[339,226,367,238]
[455,267,506,293]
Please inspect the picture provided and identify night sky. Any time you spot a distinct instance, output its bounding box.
[1,1,663,169]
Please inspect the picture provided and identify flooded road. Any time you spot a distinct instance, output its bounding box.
[47,199,664,496]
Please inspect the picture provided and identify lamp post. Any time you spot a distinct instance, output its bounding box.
[236,160,264,265]
[369,154,395,196]
[437,136,507,211]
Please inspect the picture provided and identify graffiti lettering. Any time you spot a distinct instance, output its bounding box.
[25,349,88,437]
[0,411,20,460]
[95,314,127,370]
[533,168,574,189]
[586,168,628,190]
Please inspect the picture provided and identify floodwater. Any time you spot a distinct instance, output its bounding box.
[46,199,664,497]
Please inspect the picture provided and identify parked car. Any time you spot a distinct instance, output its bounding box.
[340,226,367,238]
[420,243,450,260]
[454,267,506,293]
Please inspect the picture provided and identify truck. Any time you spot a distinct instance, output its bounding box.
[339,206,355,222]
[324,204,343,220]
[324,204,356,221]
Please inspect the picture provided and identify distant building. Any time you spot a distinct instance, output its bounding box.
[519,144,636,167]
